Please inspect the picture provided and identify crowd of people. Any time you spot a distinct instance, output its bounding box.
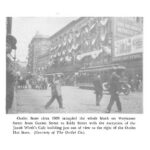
[16,76,48,90]
[128,74,143,92]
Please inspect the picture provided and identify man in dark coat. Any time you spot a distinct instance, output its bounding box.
[106,72,122,113]
[93,75,103,106]
[6,35,17,113]
[45,75,63,109]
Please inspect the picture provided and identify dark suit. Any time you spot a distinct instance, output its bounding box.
[93,77,103,106]
[6,61,15,113]
[106,73,122,112]
[45,82,63,109]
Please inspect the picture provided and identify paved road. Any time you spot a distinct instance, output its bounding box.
[10,86,143,114]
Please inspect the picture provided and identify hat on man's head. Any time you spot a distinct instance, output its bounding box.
[6,34,17,50]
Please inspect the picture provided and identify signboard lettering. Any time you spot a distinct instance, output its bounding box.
[114,35,143,57]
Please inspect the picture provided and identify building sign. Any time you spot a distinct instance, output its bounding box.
[114,17,143,40]
[114,35,143,57]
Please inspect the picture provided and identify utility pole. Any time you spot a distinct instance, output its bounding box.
[6,17,17,113]
[6,17,12,35]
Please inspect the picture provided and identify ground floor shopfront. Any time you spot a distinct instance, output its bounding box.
[112,53,143,91]
[117,59,142,79]
[112,53,143,80]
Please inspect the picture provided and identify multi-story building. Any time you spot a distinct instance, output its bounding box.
[45,17,112,74]
[27,33,50,75]
[112,17,143,79]
[27,17,143,80]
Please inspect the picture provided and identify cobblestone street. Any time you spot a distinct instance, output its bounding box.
[10,86,143,114]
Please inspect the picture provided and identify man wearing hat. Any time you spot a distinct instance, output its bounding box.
[45,74,63,109]
[6,34,17,113]
[93,74,103,106]
[6,34,17,54]
[105,71,122,113]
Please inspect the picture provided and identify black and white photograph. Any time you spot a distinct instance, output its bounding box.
[6,17,143,114]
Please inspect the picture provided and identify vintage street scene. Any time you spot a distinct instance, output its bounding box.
[6,17,143,114]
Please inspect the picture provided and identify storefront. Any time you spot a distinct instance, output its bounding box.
[113,54,142,79]
[112,35,143,80]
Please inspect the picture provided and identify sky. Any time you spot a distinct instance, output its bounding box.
[12,17,78,62]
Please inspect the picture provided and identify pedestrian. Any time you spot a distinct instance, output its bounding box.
[105,71,122,113]
[129,78,135,92]
[6,34,17,113]
[135,74,140,91]
[138,79,142,91]
[93,74,103,106]
[45,75,63,109]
